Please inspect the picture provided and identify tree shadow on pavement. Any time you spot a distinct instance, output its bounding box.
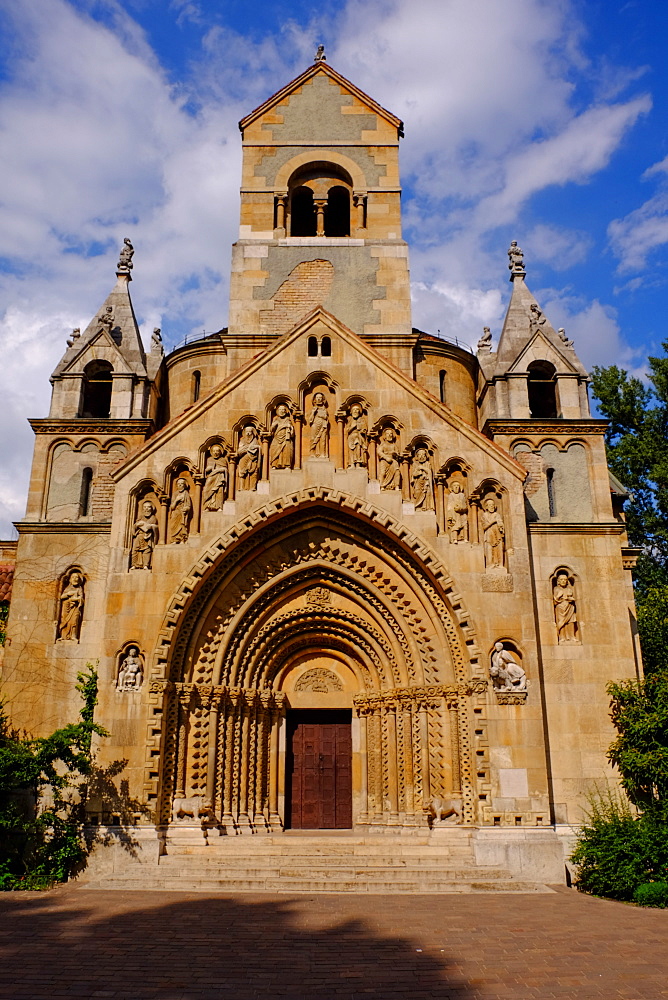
[0,888,474,999]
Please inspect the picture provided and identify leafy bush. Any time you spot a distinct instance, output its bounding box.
[570,792,668,901]
[633,881,668,907]
[0,666,107,890]
[607,670,668,817]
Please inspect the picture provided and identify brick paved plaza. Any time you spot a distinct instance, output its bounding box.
[0,884,666,999]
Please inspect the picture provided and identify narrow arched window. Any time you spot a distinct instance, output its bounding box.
[321,336,331,357]
[192,370,201,403]
[324,186,350,237]
[80,360,113,418]
[439,370,447,404]
[528,361,557,418]
[546,468,557,517]
[307,336,318,357]
[291,186,316,237]
[79,467,93,517]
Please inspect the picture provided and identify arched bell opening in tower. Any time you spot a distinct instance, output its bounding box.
[79,359,113,418]
[527,360,558,419]
[287,163,353,237]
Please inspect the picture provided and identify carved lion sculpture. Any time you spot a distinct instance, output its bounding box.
[171,795,215,825]
[427,796,462,826]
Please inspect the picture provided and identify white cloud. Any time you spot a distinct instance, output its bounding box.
[524,224,593,272]
[0,0,652,534]
[537,290,639,374]
[608,155,668,274]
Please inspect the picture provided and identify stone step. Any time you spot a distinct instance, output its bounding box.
[82,875,551,894]
[157,862,512,877]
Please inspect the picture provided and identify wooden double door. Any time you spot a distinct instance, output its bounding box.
[286,710,352,829]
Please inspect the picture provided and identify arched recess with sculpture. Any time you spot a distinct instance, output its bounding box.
[143,489,490,835]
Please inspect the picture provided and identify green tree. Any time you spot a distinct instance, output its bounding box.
[607,671,668,819]
[0,665,107,889]
[591,344,668,597]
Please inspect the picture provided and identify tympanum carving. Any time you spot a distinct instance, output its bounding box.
[56,569,85,642]
[294,668,343,692]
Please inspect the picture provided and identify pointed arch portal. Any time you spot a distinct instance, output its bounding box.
[147,490,489,832]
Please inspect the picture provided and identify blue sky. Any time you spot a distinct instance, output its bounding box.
[0,0,667,534]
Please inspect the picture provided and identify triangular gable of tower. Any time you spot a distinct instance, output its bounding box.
[238,61,403,143]
[114,306,525,482]
[52,272,147,379]
[506,332,580,375]
[58,327,135,377]
[494,274,587,377]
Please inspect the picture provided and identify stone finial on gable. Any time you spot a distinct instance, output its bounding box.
[315,44,326,62]
[117,237,134,276]
[507,240,526,280]
[477,326,493,354]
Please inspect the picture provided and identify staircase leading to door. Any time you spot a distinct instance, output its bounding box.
[80,829,553,893]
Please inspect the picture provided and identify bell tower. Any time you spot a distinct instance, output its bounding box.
[227,52,411,367]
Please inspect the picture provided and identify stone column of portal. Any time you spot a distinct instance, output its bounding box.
[268,695,285,830]
[335,411,346,471]
[435,476,446,535]
[237,692,253,831]
[222,689,240,830]
[400,700,416,823]
[448,699,462,796]
[227,455,237,501]
[204,688,219,809]
[418,703,432,804]
[255,692,272,832]
[260,432,271,482]
[385,705,400,825]
[175,688,192,798]
[357,709,369,824]
[315,199,326,237]
[192,475,203,535]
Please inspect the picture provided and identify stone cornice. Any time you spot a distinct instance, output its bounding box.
[29,419,154,437]
[485,419,607,437]
[528,521,625,535]
[14,521,112,535]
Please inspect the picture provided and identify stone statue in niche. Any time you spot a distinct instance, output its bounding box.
[57,570,85,641]
[446,481,469,543]
[269,404,295,469]
[490,642,527,692]
[237,425,260,490]
[377,427,401,490]
[117,646,143,691]
[347,404,368,467]
[169,478,193,543]
[481,496,505,570]
[410,447,434,510]
[202,444,228,511]
[131,500,159,570]
[553,572,579,643]
[117,237,134,272]
[309,392,329,457]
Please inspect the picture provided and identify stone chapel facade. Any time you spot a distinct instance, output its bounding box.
[0,58,641,878]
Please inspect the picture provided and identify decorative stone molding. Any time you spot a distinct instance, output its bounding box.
[495,691,528,705]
